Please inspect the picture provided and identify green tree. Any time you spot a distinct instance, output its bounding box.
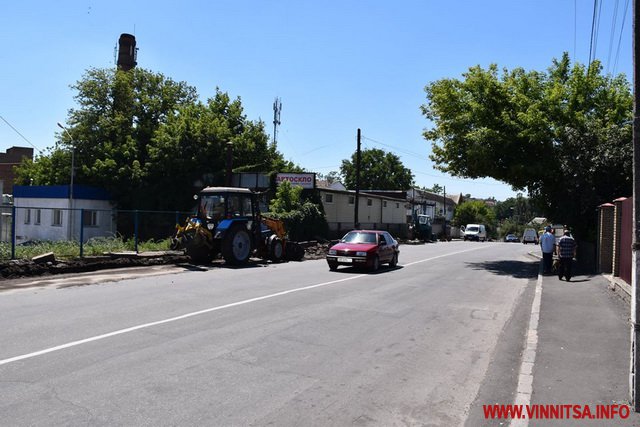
[454,200,497,235]
[423,183,443,194]
[267,181,328,240]
[16,68,296,211]
[493,194,538,223]
[340,148,414,190]
[422,54,632,239]
[269,181,303,213]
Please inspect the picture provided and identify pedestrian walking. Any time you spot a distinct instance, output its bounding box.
[539,225,556,274]
[557,229,577,281]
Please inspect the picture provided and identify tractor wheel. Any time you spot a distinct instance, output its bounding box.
[285,241,305,261]
[222,226,252,265]
[269,236,284,262]
[186,243,211,264]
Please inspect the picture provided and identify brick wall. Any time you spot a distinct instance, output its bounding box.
[0,147,33,193]
[598,203,614,274]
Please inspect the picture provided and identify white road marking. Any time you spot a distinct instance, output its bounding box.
[0,246,493,367]
[402,245,491,267]
[510,268,543,427]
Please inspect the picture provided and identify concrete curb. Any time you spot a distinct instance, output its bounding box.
[604,274,632,304]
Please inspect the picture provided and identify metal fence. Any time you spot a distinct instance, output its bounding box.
[0,206,193,260]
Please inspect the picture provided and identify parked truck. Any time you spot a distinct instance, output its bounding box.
[171,187,304,264]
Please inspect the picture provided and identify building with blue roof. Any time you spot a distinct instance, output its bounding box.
[13,185,114,242]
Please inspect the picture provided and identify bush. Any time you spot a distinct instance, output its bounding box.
[269,201,328,241]
[267,181,328,241]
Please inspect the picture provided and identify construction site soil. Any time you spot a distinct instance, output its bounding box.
[0,243,330,280]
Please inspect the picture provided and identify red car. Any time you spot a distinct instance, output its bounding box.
[326,230,399,271]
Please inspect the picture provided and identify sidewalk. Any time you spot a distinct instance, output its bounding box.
[528,269,640,426]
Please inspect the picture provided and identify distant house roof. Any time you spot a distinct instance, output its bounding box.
[529,217,547,226]
[318,187,407,203]
[316,180,346,190]
[406,188,461,206]
[13,185,111,201]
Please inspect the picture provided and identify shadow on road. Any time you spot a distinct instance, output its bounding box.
[465,259,538,279]
[327,265,404,275]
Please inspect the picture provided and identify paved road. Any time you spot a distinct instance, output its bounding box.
[0,242,538,426]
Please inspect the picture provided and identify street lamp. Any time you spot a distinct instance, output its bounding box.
[57,123,75,240]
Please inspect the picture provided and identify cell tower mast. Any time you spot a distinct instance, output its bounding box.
[273,97,282,148]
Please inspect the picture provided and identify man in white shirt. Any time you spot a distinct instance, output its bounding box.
[539,226,556,274]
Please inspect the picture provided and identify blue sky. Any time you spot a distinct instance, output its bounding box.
[0,1,633,200]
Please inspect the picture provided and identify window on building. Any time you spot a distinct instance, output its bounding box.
[24,209,31,224]
[325,193,333,203]
[367,199,373,206]
[35,209,41,225]
[383,201,387,208]
[348,196,355,205]
[83,210,98,227]
[396,203,400,209]
[52,209,63,226]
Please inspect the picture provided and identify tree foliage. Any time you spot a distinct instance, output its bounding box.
[340,148,414,190]
[16,67,297,211]
[493,194,539,223]
[454,200,496,235]
[422,53,632,238]
[267,181,328,241]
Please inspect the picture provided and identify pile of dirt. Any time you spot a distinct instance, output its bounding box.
[0,253,191,280]
[300,241,330,260]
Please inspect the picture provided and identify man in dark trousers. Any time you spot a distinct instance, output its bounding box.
[556,229,577,281]
[539,226,556,274]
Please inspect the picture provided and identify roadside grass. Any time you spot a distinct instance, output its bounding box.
[0,236,173,261]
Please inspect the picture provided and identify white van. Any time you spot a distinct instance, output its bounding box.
[522,228,538,244]
[463,224,487,242]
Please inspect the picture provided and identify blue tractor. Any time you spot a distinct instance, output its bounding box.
[171,187,304,264]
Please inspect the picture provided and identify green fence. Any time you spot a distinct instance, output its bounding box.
[0,206,193,260]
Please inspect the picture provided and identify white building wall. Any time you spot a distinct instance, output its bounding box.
[320,190,406,226]
[14,197,114,242]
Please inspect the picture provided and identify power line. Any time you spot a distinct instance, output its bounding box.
[612,0,631,75]
[413,170,508,186]
[574,0,577,60]
[361,135,430,161]
[606,0,620,74]
[0,115,43,154]
[360,134,509,187]
[588,0,600,69]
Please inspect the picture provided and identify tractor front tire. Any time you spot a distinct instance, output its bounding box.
[222,226,252,265]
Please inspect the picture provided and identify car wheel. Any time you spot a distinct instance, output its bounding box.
[370,255,380,272]
[389,252,398,268]
[328,262,338,271]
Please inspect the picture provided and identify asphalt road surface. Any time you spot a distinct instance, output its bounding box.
[0,241,538,426]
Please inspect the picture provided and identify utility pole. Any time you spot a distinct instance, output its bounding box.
[57,123,75,241]
[354,129,361,229]
[225,142,233,187]
[443,186,447,239]
[631,0,640,411]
